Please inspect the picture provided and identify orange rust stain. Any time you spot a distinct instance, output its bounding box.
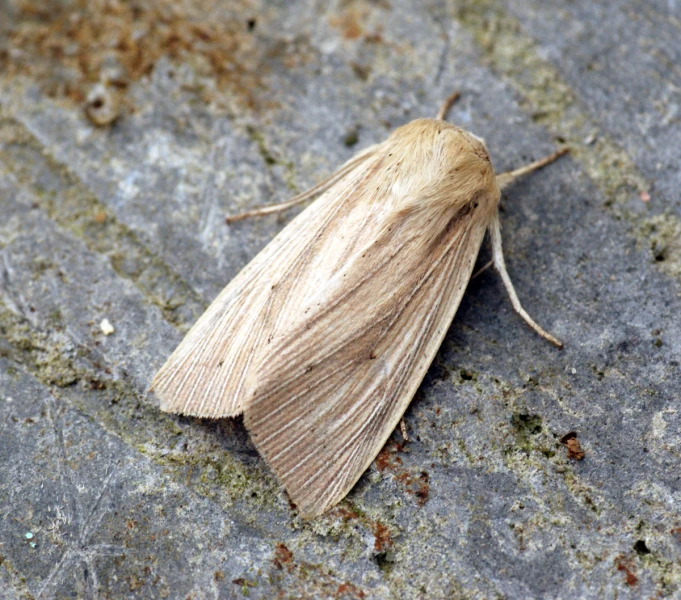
[330,8,365,40]
[615,557,639,587]
[329,3,385,44]
[336,582,366,599]
[372,521,393,553]
[331,506,361,521]
[376,439,430,506]
[672,527,681,543]
[273,542,294,572]
[375,441,404,472]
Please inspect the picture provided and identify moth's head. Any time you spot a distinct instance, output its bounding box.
[384,119,500,218]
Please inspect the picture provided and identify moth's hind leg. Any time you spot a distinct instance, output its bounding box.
[489,217,563,348]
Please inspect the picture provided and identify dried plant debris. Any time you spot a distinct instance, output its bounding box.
[1,0,270,110]
[560,431,585,461]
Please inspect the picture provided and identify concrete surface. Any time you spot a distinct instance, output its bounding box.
[0,0,679,598]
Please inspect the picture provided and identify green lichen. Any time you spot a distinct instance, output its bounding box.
[0,302,282,515]
[246,124,278,166]
[457,438,474,463]
[0,553,33,600]
[0,306,79,387]
[509,412,543,453]
[245,123,298,193]
[47,309,63,325]
[640,213,681,279]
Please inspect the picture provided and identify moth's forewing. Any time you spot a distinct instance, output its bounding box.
[243,120,500,516]
[151,148,381,418]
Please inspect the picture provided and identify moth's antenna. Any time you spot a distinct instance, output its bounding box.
[496,148,569,191]
[436,91,461,121]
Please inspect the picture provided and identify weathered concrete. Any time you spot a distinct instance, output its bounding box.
[0,1,679,598]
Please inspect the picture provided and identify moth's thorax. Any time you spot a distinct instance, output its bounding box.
[376,118,500,221]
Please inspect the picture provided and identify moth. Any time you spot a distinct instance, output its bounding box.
[151,93,566,517]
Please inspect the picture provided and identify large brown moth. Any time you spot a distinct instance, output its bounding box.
[151,93,566,517]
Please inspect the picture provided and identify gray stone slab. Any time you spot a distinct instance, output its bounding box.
[0,164,178,391]
[2,359,373,599]
[506,0,681,213]
[0,1,679,598]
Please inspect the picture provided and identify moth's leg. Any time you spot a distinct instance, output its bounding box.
[472,259,493,279]
[226,144,379,223]
[489,217,563,348]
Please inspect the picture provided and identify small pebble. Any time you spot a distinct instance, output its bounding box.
[583,132,598,145]
[100,318,115,336]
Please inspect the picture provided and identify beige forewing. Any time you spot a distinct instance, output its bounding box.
[150,146,383,418]
[244,205,492,517]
